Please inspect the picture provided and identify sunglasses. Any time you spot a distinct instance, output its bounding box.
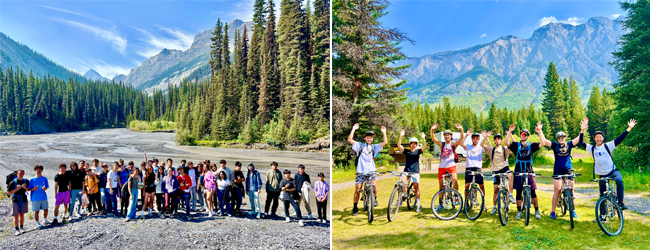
[521,133,529,137]
[558,137,566,139]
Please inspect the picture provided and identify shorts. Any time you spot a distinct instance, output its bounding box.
[355,172,377,185]
[401,172,420,183]
[56,191,71,205]
[552,168,575,180]
[465,168,484,185]
[438,166,457,180]
[493,167,511,185]
[32,200,49,211]
[12,202,28,216]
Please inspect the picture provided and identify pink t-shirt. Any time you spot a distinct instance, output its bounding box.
[204,171,216,191]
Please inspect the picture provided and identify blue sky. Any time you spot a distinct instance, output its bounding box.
[382,0,623,57]
[0,0,285,79]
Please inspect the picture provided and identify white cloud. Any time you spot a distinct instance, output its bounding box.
[480,33,487,38]
[37,5,86,17]
[611,14,621,19]
[537,16,584,28]
[54,18,127,54]
[77,59,134,79]
[132,26,194,58]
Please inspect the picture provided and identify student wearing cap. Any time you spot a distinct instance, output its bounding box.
[264,161,282,217]
[481,131,516,215]
[347,123,388,216]
[397,129,427,212]
[430,123,466,212]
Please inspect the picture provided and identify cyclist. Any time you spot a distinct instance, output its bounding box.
[458,129,487,212]
[579,118,637,212]
[504,122,542,220]
[348,123,388,216]
[397,130,427,213]
[481,131,516,215]
[430,123,466,211]
[538,117,588,220]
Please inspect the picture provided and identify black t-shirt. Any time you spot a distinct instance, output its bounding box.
[232,170,245,189]
[507,141,540,162]
[280,178,299,200]
[67,169,86,190]
[55,173,70,192]
[145,173,155,187]
[8,179,29,202]
[294,173,311,193]
[403,148,422,173]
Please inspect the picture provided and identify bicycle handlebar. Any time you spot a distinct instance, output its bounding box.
[466,171,484,177]
[590,177,613,182]
[552,173,582,178]
[514,172,541,177]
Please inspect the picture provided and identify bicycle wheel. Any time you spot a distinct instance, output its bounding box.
[387,186,401,222]
[368,187,375,224]
[465,186,484,221]
[558,191,567,216]
[595,196,624,236]
[523,188,531,226]
[566,190,574,229]
[497,189,509,226]
[406,183,417,210]
[431,189,463,220]
[363,189,369,212]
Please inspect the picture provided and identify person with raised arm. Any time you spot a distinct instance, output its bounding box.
[481,130,516,215]
[348,123,388,216]
[504,122,543,220]
[430,123,465,211]
[458,129,487,211]
[397,129,427,213]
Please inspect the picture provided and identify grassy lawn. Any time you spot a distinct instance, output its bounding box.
[332,171,650,249]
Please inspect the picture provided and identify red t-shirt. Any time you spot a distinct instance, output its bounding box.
[177,175,192,193]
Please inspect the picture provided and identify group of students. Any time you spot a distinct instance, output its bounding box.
[348,117,637,220]
[6,155,330,236]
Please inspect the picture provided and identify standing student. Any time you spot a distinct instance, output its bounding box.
[397,130,427,212]
[348,123,388,215]
[281,170,304,227]
[187,161,198,211]
[231,162,245,216]
[84,168,101,215]
[216,159,232,181]
[216,171,231,216]
[125,168,142,222]
[29,165,51,229]
[265,161,282,217]
[196,163,205,209]
[8,169,29,235]
[504,122,543,220]
[142,163,156,218]
[481,131,516,215]
[430,123,466,212]
[458,130,488,211]
[98,163,109,215]
[118,162,130,216]
[177,167,193,220]
[106,162,120,216]
[162,167,180,218]
[294,165,313,219]
[246,163,263,219]
[204,164,217,217]
[53,164,71,224]
[314,173,329,223]
[68,161,86,219]
[154,164,165,218]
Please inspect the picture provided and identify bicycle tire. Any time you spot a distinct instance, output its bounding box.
[566,190,574,229]
[497,189,508,226]
[465,186,484,221]
[406,183,416,211]
[387,186,400,222]
[523,188,531,226]
[558,191,567,216]
[431,189,463,220]
[368,187,375,224]
[595,195,624,236]
[363,188,369,212]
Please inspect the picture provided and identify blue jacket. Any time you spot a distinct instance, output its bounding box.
[246,163,263,193]
[161,176,179,194]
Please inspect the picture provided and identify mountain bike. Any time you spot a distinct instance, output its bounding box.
[431,172,463,220]
[387,171,416,222]
[490,170,513,226]
[515,172,540,226]
[590,177,624,236]
[464,171,485,221]
[553,173,581,229]
[357,172,385,224]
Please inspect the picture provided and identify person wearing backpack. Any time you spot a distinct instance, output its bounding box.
[84,168,101,215]
[347,123,388,216]
[430,123,466,211]
[580,118,636,212]
[8,169,30,235]
[459,129,488,212]
[124,168,143,222]
[505,122,543,220]
[481,131,516,215]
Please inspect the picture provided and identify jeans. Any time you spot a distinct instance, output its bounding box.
[297,192,312,216]
[284,199,302,219]
[230,187,243,212]
[317,200,327,220]
[182,192,191,217]
[599,169,625,204]
[248,190,260,214]
[264,190,280,215]
[164,192,178,214]
[190,187,197,210]
[197,187,204,207]
[100,188,107,212]
[69,189,83,215]
[155,193,164,212]
[88,192,101,212]
[107,187,118,214]
[217,189,231,214]
[127,189,139,219]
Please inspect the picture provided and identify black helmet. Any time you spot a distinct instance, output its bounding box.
[443,130,453,135]
[556,131,567,138]
[593,131,605,137]
[494,134,503,139]
[471,133,481,138]
[521,129,530,136]
[364,131,375,137]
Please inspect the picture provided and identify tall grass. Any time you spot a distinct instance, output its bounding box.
[128,120,176,132]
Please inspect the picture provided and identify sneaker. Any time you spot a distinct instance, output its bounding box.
[43,219,52,225]
[74,213,81,219]
[52,219,58,225]
[36,224,43,230]
[373,199,379,207]
[490,207,497,215]
[416,205,421,213]
[571,211,578,218]
[256,213,261,219]
[170,214,174,219]
[208,211,213,217]
[160,214,165,219]
[227,213,232,217]
[124,218,130,222]
[352,207,359,216]
[483,206,488,212]
[435,203,444,212]
[516,212,522,219]
[15,230,20,236]
[299,220,304,227]
[550,212,556,220]
[454,197,460,205]
[308,214,314,219]
[535,211,541,219]
[509,194,516,204]
[619,203,628,210]
[248,211,256,215]
[285,217,291,223]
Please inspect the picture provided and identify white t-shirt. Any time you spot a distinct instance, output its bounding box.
[188,169,196,188]
[107,170,119,188]
[439,142,456,169]
[217,179,230,191]
[352,142,383,174]
[586,141,617,175]
[465,144,484,169]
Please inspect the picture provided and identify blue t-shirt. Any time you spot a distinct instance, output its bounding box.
[119,169,130,186]
[29,176,49,201]
[551,141,574,170]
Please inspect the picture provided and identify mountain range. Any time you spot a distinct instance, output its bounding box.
[82,69,109,82]
[395,16,625,112]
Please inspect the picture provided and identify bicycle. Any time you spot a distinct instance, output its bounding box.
[490,170,513,226]
[553,173,581,229]
[387,171,417,222]
[357,172,385,224]
[431,172,463,220]
[464,171,485,221]
[515,172,541,226]
[590,177,624,236]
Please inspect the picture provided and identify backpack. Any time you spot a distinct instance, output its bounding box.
[442,142,459,163]
[591,144,613,179]
[6,171,17,190]
[491,146,508,162]
[354,143,376,167]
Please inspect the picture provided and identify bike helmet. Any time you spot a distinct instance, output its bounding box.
[443,130,453,135]
[556,131,567,138]
[493,134,503,139]
[364,131,375,137]
[521,129,530,136]
[408,137,419,144]
[593,131,605,137]
[471,133,481,138]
